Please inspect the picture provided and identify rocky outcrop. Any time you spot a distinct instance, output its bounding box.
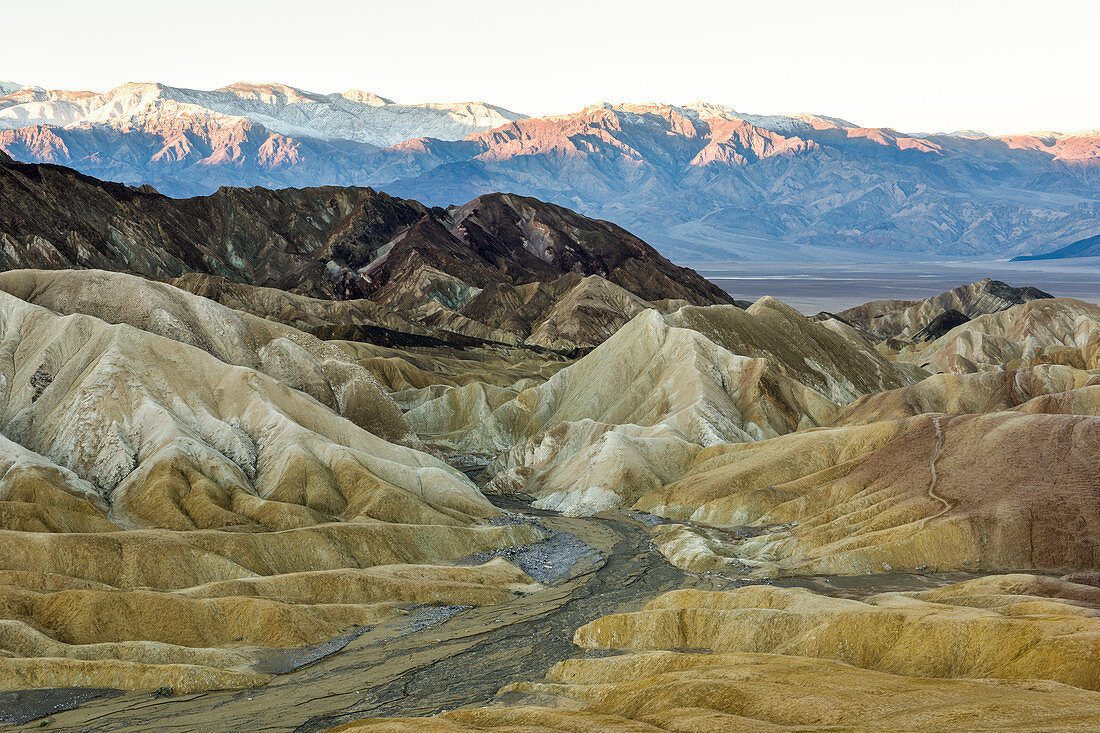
[832,278,1053,341]
[900,297,1100,373]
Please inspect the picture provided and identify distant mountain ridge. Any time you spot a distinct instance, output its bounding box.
[2,82,1099,261]
[0,81,524,146]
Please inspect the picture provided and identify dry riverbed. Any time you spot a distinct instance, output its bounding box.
[4,498,980,731]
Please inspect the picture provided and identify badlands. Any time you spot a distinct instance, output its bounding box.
[0,157,1097,731]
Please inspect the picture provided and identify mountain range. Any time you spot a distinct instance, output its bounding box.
[2,81,1099,261]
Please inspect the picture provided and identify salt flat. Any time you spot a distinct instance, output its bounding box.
[701,258,1100,313]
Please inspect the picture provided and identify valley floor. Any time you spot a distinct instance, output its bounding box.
[1,498,977,731]
[699,259,1100,313]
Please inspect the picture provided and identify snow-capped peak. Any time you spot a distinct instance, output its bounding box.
[0,80,31,96]
[340,90,394,106]
[0,81,528,147]
[215,82,328,106]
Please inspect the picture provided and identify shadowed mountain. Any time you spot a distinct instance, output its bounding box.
[0,155,731,350]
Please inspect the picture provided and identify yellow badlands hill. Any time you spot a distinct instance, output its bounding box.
[0,266,1096,711]
[330,575,1100,732]
[0,268,413,443]
[636,409,1100,575]
[0,284,544,691]
[835,363,1100,424]
[409,299,918,515]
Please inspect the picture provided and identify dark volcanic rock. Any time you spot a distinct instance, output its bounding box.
[0,156,425,296]
[913,309,971,341]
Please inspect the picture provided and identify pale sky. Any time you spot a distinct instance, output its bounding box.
[4,0,1097,134]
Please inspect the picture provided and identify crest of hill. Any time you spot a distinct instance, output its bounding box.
[836,364,1100,425]
[445,193,731,306]
[0,269,412,443]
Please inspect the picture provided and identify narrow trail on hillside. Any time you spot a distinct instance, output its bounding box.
[921,415,953,528]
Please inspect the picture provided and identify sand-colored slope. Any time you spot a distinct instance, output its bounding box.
[836,364,1100,424]
[2,558,539,650]
[0,289,496,530]
[671,298,914,402]
[332,667,1100,731]
[0,268,412,443]
[0,288,548,691]
[409,301,915,515]
[574,579,1100,687]
[0,556,540,693]
[636,410,1100,575]
[330,575,1100,732]
[834,278,1052,340]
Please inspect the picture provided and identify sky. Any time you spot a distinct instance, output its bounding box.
[3,0,1097,134]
